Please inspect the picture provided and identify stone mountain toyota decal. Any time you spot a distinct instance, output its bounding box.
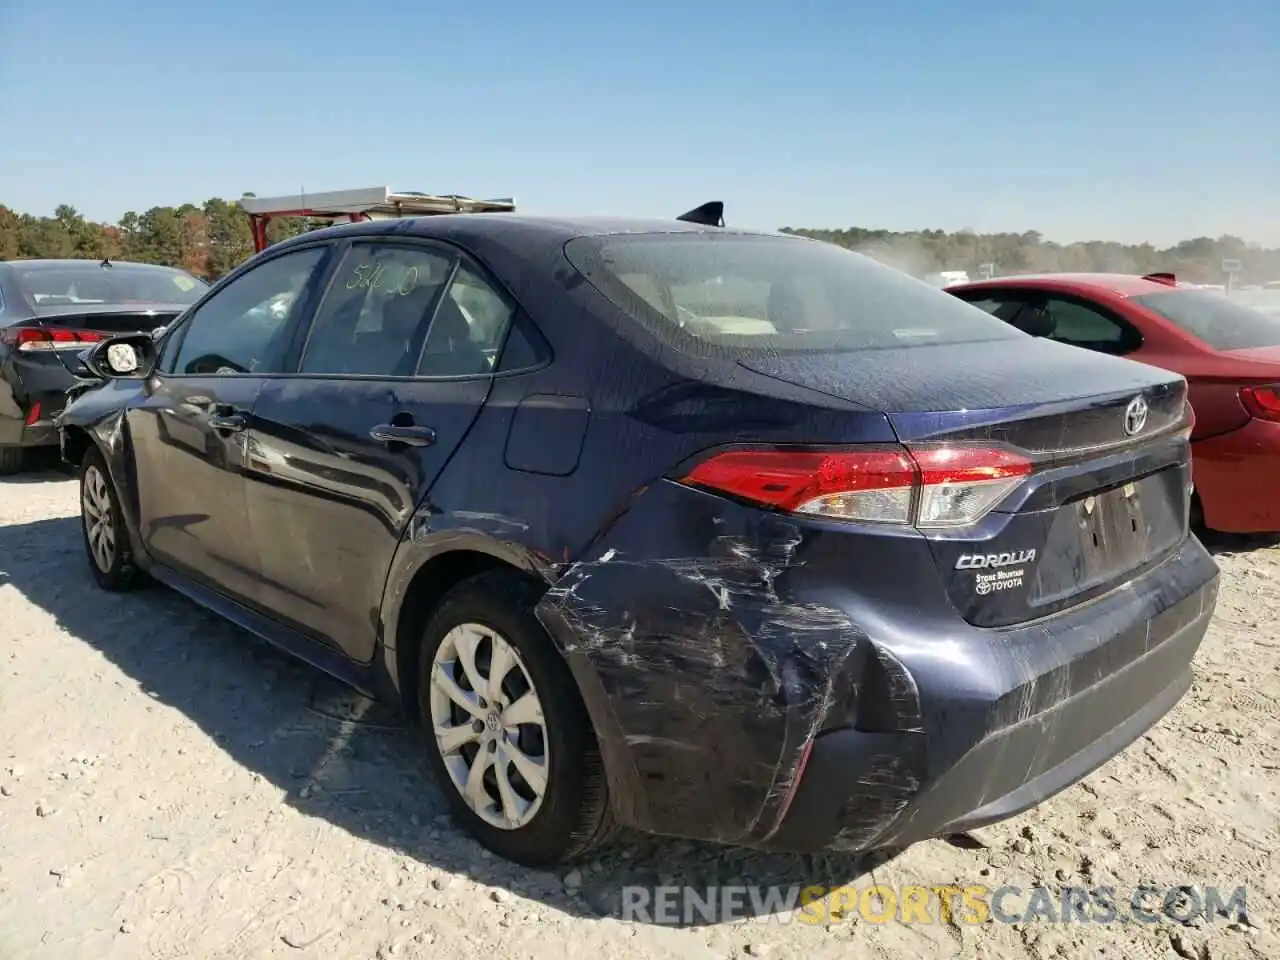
[956,549,1037,595]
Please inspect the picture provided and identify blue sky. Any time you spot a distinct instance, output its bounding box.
[2,0,1277,246]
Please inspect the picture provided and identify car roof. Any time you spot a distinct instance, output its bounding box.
[280,213,791,252]
[0,258,189,273]
[952,273,1184,298]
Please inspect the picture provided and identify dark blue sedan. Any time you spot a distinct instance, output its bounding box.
[57,208,1220,866]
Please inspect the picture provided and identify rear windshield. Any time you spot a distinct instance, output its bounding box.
[1132,290,1280,351]
[563,233,1023,356]
[14,263,207,308]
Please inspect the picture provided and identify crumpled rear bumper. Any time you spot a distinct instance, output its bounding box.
[764,563,1213,852]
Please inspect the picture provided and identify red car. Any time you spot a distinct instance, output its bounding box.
[947,273,1280,534]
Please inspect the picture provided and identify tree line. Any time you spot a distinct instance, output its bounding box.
[0,197,316,281]
[2,197,1278,285]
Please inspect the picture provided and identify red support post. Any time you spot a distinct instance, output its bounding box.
[250,214,270,253]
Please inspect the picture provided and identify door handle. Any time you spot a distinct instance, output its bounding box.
[370,424,436,447]
[208,411,247,432]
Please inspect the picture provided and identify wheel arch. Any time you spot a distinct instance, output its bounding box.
[385,541,553,723]
[62,415,147,564]
[61,423,95,470]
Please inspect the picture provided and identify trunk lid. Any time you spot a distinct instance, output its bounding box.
[22,306,184,374]
[739,338,1194,627]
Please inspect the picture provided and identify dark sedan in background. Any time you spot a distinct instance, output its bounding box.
[0,258,207,473]
[59,212,1218,866]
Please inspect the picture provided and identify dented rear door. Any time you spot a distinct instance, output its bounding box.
[241,239,500,664]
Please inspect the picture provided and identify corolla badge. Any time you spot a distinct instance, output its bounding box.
[955,549,1036,570]
[1123,395,1149,436]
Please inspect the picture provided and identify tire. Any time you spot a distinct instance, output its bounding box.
[417,569,615,867]
[79,447,146,591]
[0,445,23,476]
[1190,492,1206,533]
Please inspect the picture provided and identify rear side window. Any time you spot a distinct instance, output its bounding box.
[1132,290,1280,351]
[300,244,455,377]
[496,314,551,372]
[564,233,1022,357]
[417,263,516,377]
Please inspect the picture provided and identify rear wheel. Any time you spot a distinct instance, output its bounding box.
[416,570,615,866]
[1190,492,1206,534]
[0,445,23,476]
[80,447,145,591]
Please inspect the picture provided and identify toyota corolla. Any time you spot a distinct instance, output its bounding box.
[58,207,1220,866]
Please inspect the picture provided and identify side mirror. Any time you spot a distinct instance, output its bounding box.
[83,334,158,380]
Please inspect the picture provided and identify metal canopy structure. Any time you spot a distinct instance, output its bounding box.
[238,186,516,252]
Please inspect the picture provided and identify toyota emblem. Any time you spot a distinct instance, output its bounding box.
[1123,396,1149,436]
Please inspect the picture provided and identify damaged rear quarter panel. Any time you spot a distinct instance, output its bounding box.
[533,479,925,846]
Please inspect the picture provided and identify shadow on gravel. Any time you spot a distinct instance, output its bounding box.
[0,515,896,927]
[0,448,73,484]
[1198,529,1280,557]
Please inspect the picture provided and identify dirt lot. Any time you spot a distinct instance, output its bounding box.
[1,464,1276,960]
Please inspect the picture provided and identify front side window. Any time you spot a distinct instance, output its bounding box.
[167,247,328,376]
[564,232,1023,357]
[300,244,455,377]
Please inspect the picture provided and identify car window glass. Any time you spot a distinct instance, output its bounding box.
[496,313,552,372]
[14,263,207,307]
[1041,297,1133,353]
[300,244,454,376]
[966,298,1006,315]
[417,263,515,377]
[168,247,326,376]
[1132,290,1280,351]
[563,233,1022,357]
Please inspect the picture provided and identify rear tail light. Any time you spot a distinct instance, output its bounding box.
[24,401,42,426]
[1240,385,1280,423]
[680,444,1033,528]
[1,327,104,352]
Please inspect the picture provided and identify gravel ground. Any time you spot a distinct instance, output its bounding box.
[1,462,1276,959]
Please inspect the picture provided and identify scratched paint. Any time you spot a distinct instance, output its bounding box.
[532,479,929,848]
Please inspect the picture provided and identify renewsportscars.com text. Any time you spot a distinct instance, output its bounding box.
[620,883,1249,926]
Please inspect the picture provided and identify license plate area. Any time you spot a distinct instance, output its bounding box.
[1030,470,1187,607]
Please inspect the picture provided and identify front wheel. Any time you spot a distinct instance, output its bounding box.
[79,447,145,591]
[417,570,615,866]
